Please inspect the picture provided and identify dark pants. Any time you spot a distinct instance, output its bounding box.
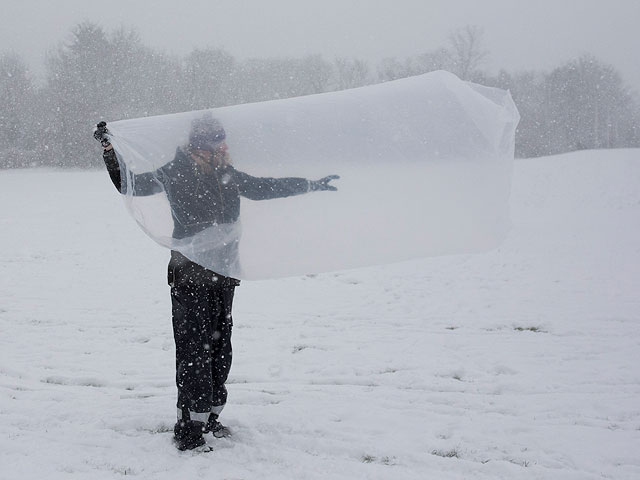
[170,281,234,421]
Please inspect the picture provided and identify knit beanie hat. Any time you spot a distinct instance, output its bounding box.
[188,114,226,151]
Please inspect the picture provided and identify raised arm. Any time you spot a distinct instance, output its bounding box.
[94,122,162,196]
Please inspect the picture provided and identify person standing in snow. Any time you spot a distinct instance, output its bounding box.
[94,115,339,450]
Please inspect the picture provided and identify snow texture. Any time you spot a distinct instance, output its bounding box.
[0,148,639,479]
[106,71,519,279]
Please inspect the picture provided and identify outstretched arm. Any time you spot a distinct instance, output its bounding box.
[235,169,339,201]
[308,175,340,192]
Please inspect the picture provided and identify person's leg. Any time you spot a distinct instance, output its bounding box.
[205,283,234,437]
[171,282,216,449]
[210,284,234,412]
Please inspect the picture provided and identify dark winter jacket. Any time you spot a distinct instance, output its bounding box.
[103,147,311,285]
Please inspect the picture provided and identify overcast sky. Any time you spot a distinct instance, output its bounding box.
[3,0,640,90]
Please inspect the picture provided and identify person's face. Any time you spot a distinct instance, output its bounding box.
[211,141,228,165]
[192,141,228,169]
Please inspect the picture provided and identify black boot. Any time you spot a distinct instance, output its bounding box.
[204,414,231,438]
[173,419,207,451]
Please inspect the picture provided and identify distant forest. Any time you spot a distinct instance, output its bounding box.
[1,22,638,168]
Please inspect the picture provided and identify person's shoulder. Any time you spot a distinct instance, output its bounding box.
[172,147,189,164]
[226,165,250,182]
[160,148,188,172]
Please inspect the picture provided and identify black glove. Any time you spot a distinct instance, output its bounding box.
[309,175,340,191]
[93,121,111,148]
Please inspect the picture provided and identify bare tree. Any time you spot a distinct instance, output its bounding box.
[447,25,488,80]
[237,55,333,103]
[415,48,451,73]
[299,55,333,94]
[184,48,237,109]
[377,57,425,82]
[333,57,370,90]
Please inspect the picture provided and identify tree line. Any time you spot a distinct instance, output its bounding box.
[1,22,638,168]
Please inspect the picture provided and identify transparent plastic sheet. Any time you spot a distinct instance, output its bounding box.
[105,71,519,280]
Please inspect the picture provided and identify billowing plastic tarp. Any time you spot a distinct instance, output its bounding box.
[105,70,519,280]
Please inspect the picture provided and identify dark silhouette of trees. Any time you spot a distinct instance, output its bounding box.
[333,57,371,90]
[487,56,640,157]
[0,22,638,168]
[0,53,38,167]
[545,55,637,152]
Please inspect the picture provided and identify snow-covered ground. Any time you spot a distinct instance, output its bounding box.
[0,149,638,479]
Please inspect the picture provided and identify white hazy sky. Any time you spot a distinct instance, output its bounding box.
[2,0,640,89]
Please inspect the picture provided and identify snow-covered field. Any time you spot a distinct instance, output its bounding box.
[0,149,638,479]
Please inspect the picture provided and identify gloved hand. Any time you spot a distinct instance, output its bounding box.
[93,121,111,148]
[309,175,340,191]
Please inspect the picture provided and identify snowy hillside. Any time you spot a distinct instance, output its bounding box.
[0,149,638,479]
